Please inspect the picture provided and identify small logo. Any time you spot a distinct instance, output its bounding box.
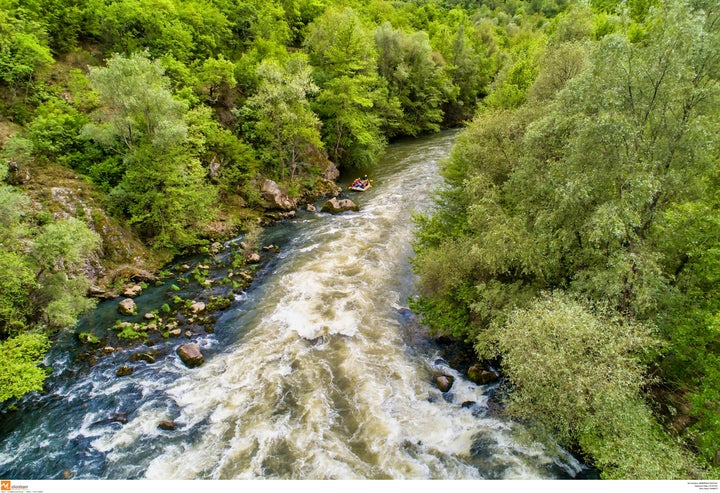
[1,480,10,491]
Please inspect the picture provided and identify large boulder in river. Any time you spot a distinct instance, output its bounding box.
[118,298,137,316]
[321,197,359,214]
[177,343,204,368]
[261,179,297,211]
[435,374,455,393]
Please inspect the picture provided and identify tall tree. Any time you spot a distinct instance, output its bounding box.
[305,7,389,167]
[241,55,324,180]
[83,52,216,249]
[374,21,452,136]
[83,51,188,153]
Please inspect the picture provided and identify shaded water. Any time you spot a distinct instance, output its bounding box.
[0,131,587,479]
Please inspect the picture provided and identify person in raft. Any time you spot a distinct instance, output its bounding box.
[351,175,370,189]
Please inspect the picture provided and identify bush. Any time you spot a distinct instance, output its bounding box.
[0,333,51,403]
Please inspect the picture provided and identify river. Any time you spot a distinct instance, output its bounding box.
[0,131,588,480]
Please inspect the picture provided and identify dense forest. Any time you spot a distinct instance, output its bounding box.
[0,0,501,404]
[0,0,717,480]
[412,0,720,480]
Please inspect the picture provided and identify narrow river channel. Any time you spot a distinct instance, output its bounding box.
[0,131,588,479]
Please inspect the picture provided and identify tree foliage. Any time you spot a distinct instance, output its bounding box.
[485,292,696,479]
[241,55,324,180]
[305,7,390,167]
[0,333,51,402]
[413,0,720,477]
[7,2,717,478]
[0,164,99,402]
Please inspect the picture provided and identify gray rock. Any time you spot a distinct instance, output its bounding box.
[322,162,340,181]
[261,179,297,211]
[321,197,359,214]
[177,343,204,368]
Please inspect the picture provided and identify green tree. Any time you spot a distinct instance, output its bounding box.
[374,21,452,136]
[185,105,258,199]
[305,7,389,167]
[0,6,54,94]
[195,54,237,104]
[483,293,696,479]
[83,51,188,153]
[83,52,217,249]
[241,55,324,180]
[112,144,217,250]
[30,217,100,329]
[429,11,489,123]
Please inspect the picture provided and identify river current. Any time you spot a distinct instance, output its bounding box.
[0,131,588,479]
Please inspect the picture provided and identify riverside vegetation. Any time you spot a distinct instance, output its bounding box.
[0,0,718,480]
[411,0,720,480]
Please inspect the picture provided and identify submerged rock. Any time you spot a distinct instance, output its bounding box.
[321,197,358,214]
[158,420,176,431]
[130,352,156,364]
[177,343,204,368]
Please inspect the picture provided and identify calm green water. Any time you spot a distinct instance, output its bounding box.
[0,131,587,479]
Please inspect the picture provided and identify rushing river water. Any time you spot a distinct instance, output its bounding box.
[0,131,589,480]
